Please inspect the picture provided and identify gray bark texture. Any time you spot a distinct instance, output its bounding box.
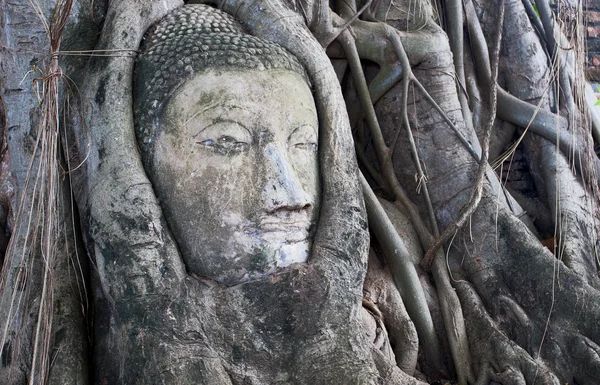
[0,0,599,384]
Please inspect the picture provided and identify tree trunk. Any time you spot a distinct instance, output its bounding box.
[1,0,599,384]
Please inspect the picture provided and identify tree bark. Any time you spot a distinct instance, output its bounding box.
[1,0,599,384]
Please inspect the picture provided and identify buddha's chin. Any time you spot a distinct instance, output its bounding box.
[274,239,310,267]
[247,226,311,268]
[206,238,311,286]
[245,238,311,274]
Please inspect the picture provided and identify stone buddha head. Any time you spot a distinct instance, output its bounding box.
[134,5,320,286]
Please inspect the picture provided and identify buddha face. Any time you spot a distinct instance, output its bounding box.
[150,69,320,285]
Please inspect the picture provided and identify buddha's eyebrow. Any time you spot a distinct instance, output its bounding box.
[285,107,318,128]
[192,119,251,138]
[183,103,245,126]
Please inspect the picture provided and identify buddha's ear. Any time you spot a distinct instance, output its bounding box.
[68,0,187,302]
[215,0,369,274]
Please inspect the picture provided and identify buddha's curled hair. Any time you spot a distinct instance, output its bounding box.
[133,4,309,158]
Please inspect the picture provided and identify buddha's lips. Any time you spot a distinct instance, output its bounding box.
[260,220,310,231]
[243,214,312,242]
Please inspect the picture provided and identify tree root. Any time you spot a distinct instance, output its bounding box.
[360,172,443,374]
[317,0,372,48]
[339,15,473,382]
[456,281,561,385]
[363,250,419,374]
[475,0,600,286]
[444,0,476,139]
[451,192,600,384]
[464,0,600,188]
[421,2,504,270]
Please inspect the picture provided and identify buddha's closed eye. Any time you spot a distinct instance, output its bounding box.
[195,121,251,154]
[288,125,317,151]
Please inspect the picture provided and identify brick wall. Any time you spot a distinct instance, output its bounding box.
[586,1,600,80]
[533,2,600,80]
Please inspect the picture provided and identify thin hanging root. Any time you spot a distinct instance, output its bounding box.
[31,1,74,383]
[311,0,372,48]
[360,172,441,374]
[337,28,444,375]
[465,0,600,188]
[445,0,476,137]
[422,2,505,270]
[344,18,480,164]
[383,26,438,236]
[338,25,474,383]
[319,0,372,48]
[0,0,73,383]
[382,24,475,385]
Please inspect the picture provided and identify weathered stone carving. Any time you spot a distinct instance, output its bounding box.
[134,5,320,285]
[70,3,409,383]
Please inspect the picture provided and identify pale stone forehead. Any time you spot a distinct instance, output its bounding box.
[133,4,309,159]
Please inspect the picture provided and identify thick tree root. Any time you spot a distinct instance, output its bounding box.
[366,2,600,384]
[421,1,504,270]
[363,250,419,375]
[456,281,561,385]
[453,193,600,384]
[465,0,600,188]
[361,172,444,374]
[475,0,600,287]
[345,20,474,380]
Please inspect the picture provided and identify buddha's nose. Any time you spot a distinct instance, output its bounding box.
[262,143,313,213]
